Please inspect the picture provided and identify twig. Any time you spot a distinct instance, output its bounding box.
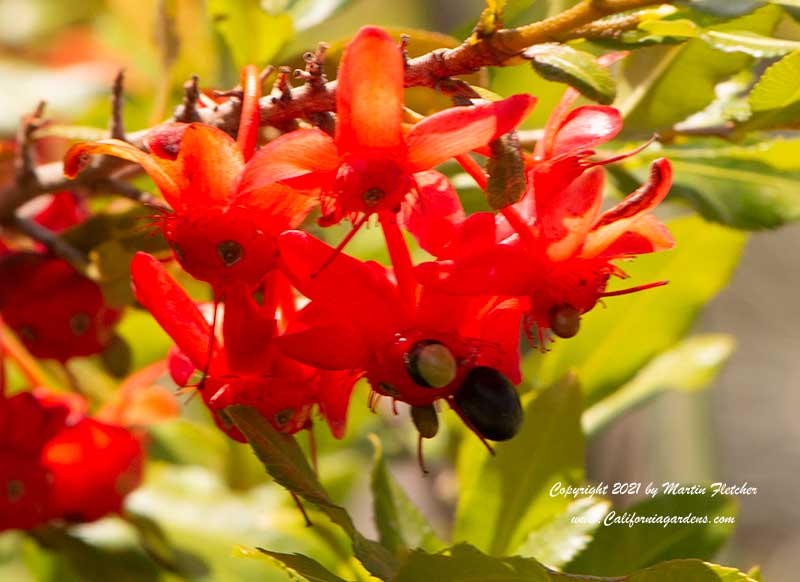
[174,75,201,123]
[10,215,90,269]
[15,101,47,189]
[110,69,126,140]
[0,0,666,222]
[92,178,170,211]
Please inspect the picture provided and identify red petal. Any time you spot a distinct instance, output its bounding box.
[43,418,144,522]
[277,303,369,370]
[335,26,405,153]
[416,245,532,297]
[130,252,221,371]
[238,128,339,192]
[600,213,675,257]
[552,106,622,158]
[64,140,182,207]
[582,158,673,258]
[405,94,536,172]
[316,370,358,439]
[540,166,605,261]
[399,171,464,257]
[278,231,405,346]
[479,300,523,385]
[234,181,318,229]
[221,282,277,376]
[172,123,244,208]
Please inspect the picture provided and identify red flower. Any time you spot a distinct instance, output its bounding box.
[417,91,674,343]
[129,252,355,440]
[0,252,122,361]
[241,26,536,228]
[63,67,311,295]
[276,223,524,442]
[42,417,144,523]
[0,389,144,531]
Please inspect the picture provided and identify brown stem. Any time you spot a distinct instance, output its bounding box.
[110,69,126,140]
[0,0,667,222]
[11,215,90,269]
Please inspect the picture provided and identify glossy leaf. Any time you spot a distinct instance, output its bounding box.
[749,50,800,111]
[665,155,800,230]
[395,544,548,582]
[565,492,737,576]
[226,406,397,580]
[525,44,616,105]
[235,546,346,582]
[369,435,445,556]
[620,6,782,133]
[455,374,584,556]
[515,497,611,568]
[285,0,353,31]
[207,0,293,69]
[583,334,735,436]
[529,215,747,406]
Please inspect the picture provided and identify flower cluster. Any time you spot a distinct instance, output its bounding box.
[63,26,674,452]
[0,193,123,363]
[0,388,144,531]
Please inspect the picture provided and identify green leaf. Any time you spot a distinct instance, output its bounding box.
[100,334,133,378]
[208,0,293,68]
[628,560,760,582]
[530,215,747,406]
[516,497,611,568]
[226,405,397,581]
[285,0,353,31]
[583,334,735,436]
[369,435,445,556]
[124,511,210,578]
[455,374,584,556]
[566,492,737,575]
[524,44,616,105]
[664,154,800,229]
[620,6,782,133]
[676,1,767,17]
[26,527,161,582]
[638,18,701,39]
[395,544,548,582]
[235,546,347,582]
[702,30,800,57]
[750,51,800,111]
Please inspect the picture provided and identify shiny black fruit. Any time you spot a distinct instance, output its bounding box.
[454,366,523,441]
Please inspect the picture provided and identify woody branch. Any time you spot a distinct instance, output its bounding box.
[0,0,665,223]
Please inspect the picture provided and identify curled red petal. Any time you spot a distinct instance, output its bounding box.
[335,26,405,154]
[405,94,537,172]
[64,140,182,207]
[582,158,673,258]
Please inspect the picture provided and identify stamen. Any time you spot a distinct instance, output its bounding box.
[417,435,429,475]
[600,280,667,297]
[311,213,369,278]
[592,134,658,167]
[448,397,495,456]
[198,297,221,391]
